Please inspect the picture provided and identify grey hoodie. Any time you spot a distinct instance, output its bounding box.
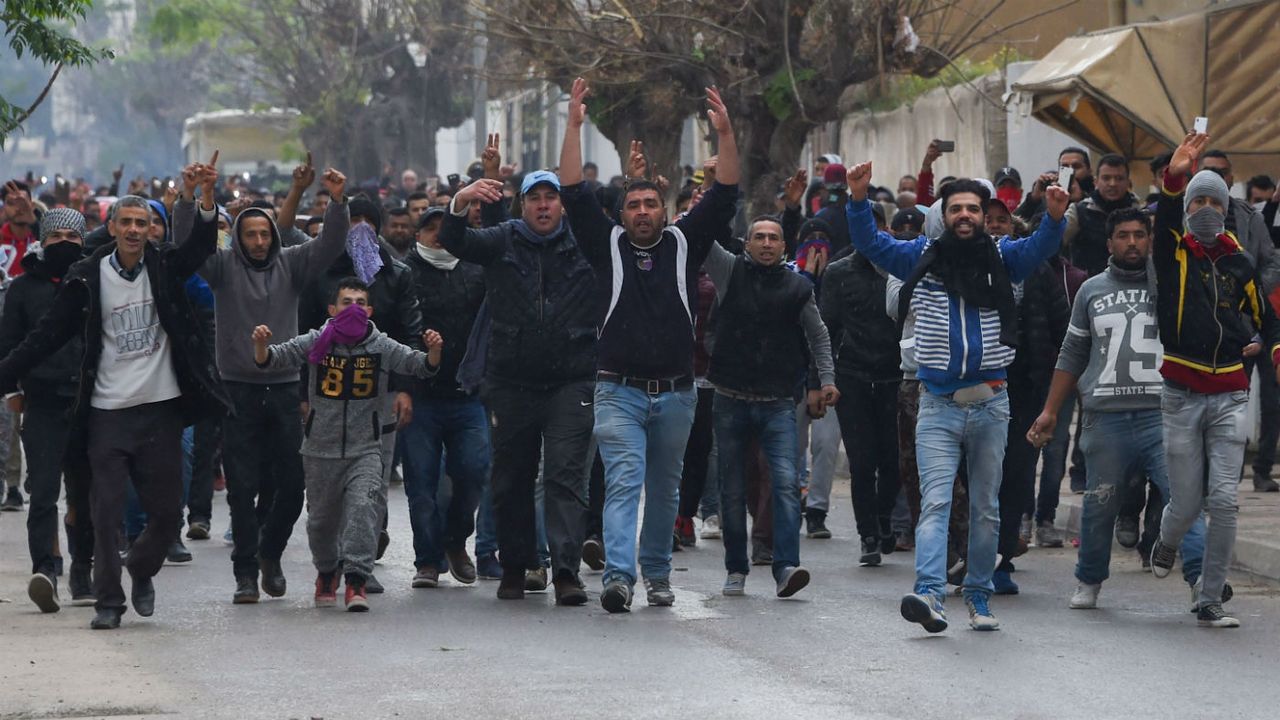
[173,199,350,383]
[260,319,437,458]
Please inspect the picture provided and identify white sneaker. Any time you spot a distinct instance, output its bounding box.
[722,572,746,596]
[700,515,722,540]
[1069,583,1100,609]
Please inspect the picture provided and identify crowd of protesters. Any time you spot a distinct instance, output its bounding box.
[1,77,1277,633]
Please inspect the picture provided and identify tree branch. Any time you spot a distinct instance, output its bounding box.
[1,63,63,136]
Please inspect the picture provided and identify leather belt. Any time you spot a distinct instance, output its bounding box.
[596,371,693,395]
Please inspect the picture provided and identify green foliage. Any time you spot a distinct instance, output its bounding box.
[1,0,114,140]
[865,48,1024,113]
[764,68,816,121]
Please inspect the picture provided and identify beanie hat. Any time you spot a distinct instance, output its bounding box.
[38,207,86,245]
[348,195,383,234]
[1185,169,1229,215]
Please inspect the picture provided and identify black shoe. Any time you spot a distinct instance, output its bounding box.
[497,571,525,600]
[1150,538,1177,579]
[0,486,23,511]
[69,563,94,606]
[365,573,385,594]
[751,539,773,566]
[1115,515,1140,548]
[376,529,390,561]
[553,575,589,606]
[1253,476,1280,492]
[446,549,477,585]
[28,572,60,614]
[601,579,633,613]
[186,520,211,540]
[671,529,683,553]
[166,539,193,564]
[859,537,882,566]
[233,576,260,604]
[260,557,286,597]
[90,607,124,630]
[880,534,897,556]
[805,511,831,539]
[131,575,155,617]
[581,537,606,571]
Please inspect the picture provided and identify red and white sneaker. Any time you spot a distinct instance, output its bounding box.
[314,572,338,608]
[345,581,369,612]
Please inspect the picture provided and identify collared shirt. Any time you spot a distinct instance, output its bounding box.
[108,250,145,282]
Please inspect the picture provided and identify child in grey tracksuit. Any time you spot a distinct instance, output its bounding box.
[253,286,441,611]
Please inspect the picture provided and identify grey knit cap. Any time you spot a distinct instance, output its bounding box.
[1184,169,1229,215]
[38,207,86,244]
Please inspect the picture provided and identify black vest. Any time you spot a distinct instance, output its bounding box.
[708,257,812,398]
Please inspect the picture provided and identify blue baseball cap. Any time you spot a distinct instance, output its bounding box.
[520,170,561,195]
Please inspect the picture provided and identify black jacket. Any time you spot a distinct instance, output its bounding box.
[0,212,231,495]
[440,213,597,389]
[403,250,486,399]
[0,251,84,401]
[1007,262,1070,391]
[820,252,900,383]
[707,257,812,399]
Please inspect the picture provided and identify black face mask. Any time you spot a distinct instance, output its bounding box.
[41,241,83,277]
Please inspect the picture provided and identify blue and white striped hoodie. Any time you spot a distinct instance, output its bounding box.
[846,198,1064,394]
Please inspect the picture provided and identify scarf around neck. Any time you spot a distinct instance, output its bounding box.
[415,243,459,271]
[898,230,1018,348]
[309,304,371,364]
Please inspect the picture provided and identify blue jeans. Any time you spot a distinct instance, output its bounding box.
[594,383,696,587]
[124,426,193,539]
[914,389,1008,601]
[400,396,490,569]
[713,394,801,583]
[1075,409,1204,585]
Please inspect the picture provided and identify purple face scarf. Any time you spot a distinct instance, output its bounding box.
[346,222,384,284]
[309,303,370,364]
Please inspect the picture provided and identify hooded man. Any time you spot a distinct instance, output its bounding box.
[171,158,351,605]
[0,208,93,613]
[1146,132,1280,628]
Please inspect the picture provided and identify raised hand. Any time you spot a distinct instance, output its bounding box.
[180,162,201,198]
[705,85,731,135]
[1168,131,1210,178]
[482,133,502,178]
[2,181,34,224]
[198,150,220,208]
[112,164,124,183]
[783,168,808,208]
[845,162,873,202]
[626,140,648,180]
[568,77,589,128]
[455,178,504,207]
[321,168,346,200]
[921,140,942,170]
[292,151,316,190]
[1044,183,1070,221]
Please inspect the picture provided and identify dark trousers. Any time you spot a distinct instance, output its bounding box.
[222,381,305,579]
[483,380,593,580]
[998,381,1044,569]
[746,441,773,544]
[897,380,923,530]
[678,387,715,518]
[836,377,901,541]
[1247,353,1280,478]
[23,395,76,576]
[187,414,222,524]
[87,400,183,611]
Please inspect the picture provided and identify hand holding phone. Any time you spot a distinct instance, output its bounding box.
[1058,166,1073,190]
[1193,116,1208,134]
[935,140,955,153]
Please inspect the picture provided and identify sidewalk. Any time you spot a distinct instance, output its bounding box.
[1051,481,1280,583]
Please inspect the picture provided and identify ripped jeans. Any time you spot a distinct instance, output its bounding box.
[1075,409,1204,586]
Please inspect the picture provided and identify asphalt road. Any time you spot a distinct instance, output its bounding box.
[1,481,1278,720]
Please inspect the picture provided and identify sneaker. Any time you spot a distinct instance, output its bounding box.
[365,573,384,594]
[671,528,683,553]
[446,549,477,585]
[314,572,339,607]
[992,569,1019,595]
[259,557,286,597]
[344,579,370,612]
[1253,476,1280,492]
[675,516,697,547]
[553,575,589,606]
[946,558,967,586]
[233,576,260,604]
[412,567,440,588]
[1035,521,1064,548]
[89,607,123,630]
[880,533,897,556]
[900,593,948,633]
[1196,603,1240,628]
[0,486,23,511]
[805,511,831,539]
[722,572,747,596]
[69,562,94,606]
[700,515,722,540]
[28,572,60,614]
[186,520,211,540]
[476,552,502,580]
[751,539,773,566]
[644,577,675,607]
[581,537,606,571]
[497,571,525,600]
[775,566,810,598]
[1149,538,1176,579]
[1018,515,1033,552]
[1115,516,1140,548]
[859,537,881,567]
[601,579,633,613]
[964,593,1000,631]
[222,527,234,546]
[1189,578,1234,613]
[376,529,390,562]
[525,566,548,592]
[1069,583,1100,609]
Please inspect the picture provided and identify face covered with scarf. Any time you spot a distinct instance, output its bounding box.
[310,286,374,364]
[346,221,384,284]
[1184,169,1229,245]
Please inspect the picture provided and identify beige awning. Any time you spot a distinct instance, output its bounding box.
[1010,0,1280,179]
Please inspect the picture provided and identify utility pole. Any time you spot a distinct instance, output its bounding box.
[472,13,488,157]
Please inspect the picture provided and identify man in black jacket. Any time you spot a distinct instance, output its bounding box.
[0,157,231,629]
[0,208,93,613]
[1062,154,1145,276]
[440,168,597,605]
